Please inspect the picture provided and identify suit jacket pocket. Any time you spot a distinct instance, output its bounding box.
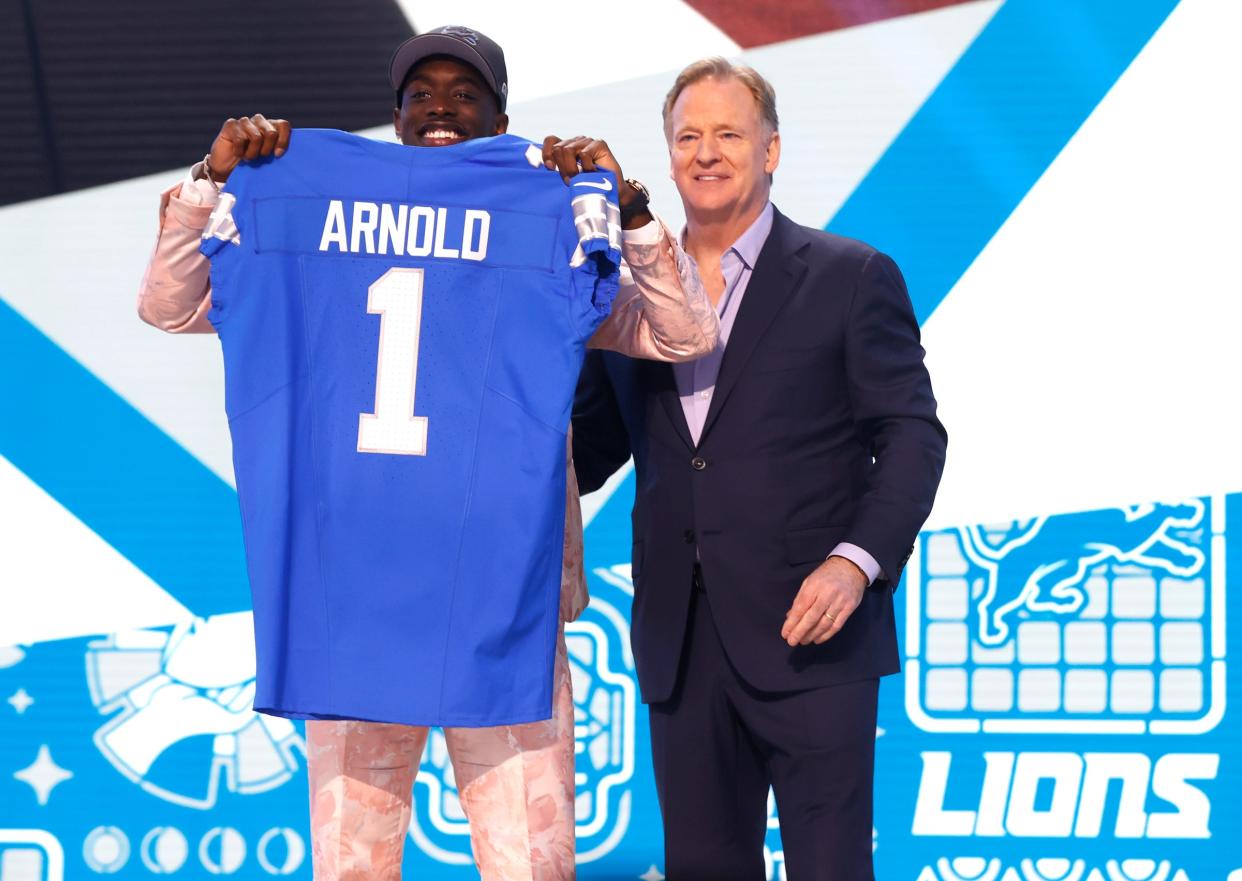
[785,526,847,565]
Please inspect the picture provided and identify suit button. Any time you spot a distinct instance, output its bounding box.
[683,529,696,544]
[691,456,707,471]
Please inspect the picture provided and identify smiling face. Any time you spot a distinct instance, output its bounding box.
[666,76,780,226]
[393,56,508,147]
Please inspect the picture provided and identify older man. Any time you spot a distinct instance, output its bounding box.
[572,58,947,879]
[137,26,716,881]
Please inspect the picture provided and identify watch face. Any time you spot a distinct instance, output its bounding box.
[621,180,650,217]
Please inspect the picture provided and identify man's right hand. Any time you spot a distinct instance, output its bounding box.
[541,135,653,229]
[206,114,291,183]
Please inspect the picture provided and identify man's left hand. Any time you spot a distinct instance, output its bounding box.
[541,135,623,184]
[781,556,868,646]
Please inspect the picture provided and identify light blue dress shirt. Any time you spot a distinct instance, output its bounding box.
[673,203,883,584]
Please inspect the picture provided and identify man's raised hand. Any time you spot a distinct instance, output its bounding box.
[541,135,624,184]
[206,114,291,183]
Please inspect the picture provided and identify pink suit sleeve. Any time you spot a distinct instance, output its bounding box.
[136,182,217,334]
[588,215,720,361]
[562,214,719,623]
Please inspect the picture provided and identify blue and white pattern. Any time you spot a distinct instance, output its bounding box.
[908,499,1222,734]
[86,615,304,810]
[3,1,1240,879]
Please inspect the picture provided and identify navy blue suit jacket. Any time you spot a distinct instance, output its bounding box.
[572,208,947,702]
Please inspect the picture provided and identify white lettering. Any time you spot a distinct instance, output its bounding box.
[432,206,459,258]
[912,751,1218,840]
[1006,753,1082,838]
[461,209,490,261]
[407,206,434,257]
[1075,753,1150,838]
[912,753,976,836]
[1147,753,1218,838]
[319,200,347,251]
[975,752,1013,837]
[379,204,407,256]
[351,202,378,254]
[319,201,490,260]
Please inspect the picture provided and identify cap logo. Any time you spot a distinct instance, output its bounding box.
[439,25,480,46]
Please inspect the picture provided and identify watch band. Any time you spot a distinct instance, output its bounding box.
[194,154,222,192]
[619,178,651,225]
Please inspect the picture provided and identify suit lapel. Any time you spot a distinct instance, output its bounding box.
[699,209,809,442]
[640,358,695,450]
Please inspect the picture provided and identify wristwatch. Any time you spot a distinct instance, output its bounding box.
[194,153,223,192]
[619,178,651,226]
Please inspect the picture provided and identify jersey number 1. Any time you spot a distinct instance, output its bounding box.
[357,268,429,456]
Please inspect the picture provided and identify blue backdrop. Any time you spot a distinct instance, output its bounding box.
[3,1,1237,879]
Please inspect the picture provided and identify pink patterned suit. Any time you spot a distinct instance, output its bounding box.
[138,160,717,880]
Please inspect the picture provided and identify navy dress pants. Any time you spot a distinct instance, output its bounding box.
[648,573,880,880]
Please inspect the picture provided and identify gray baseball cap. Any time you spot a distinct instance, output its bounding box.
[388,25,509,111]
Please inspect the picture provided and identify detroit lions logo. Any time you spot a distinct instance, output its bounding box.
[908,496,1221,734]
[438,25,480,45]
[962,501,1205,646]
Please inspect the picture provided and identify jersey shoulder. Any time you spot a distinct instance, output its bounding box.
[470,133,548,171]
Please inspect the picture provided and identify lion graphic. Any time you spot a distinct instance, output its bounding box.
[960,501,1205,646]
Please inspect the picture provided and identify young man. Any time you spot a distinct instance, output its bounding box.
[572,58,947,880]
[137,26,717,881]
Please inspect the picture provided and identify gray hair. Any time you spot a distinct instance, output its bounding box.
[662,57,779,137]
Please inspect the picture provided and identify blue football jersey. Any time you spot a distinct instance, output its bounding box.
[200,129,621,727]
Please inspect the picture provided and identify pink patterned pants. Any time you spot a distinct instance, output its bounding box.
[305,632,576,880]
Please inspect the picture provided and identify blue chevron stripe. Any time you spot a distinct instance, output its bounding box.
[0,299,249,617]
[0,2,1181,624]
[827,0,1180,323]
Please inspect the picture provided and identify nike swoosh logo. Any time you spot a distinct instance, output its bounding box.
[572,179,613,191]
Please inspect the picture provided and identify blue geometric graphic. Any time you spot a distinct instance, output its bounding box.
[0,300,249,618]
[5,2,1235,879]
[875,493,1239,879]
[908,499,1222,735]
[827,0,1181,322]
[86,615,303,810]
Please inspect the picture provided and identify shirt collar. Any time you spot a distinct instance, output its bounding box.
[730,202,774,270]
[679,201,775,270]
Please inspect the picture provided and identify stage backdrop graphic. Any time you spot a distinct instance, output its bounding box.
[2,1,1239,879]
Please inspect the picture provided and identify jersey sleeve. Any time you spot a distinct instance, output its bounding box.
[198,166,251,328]
[564,171,623,340]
